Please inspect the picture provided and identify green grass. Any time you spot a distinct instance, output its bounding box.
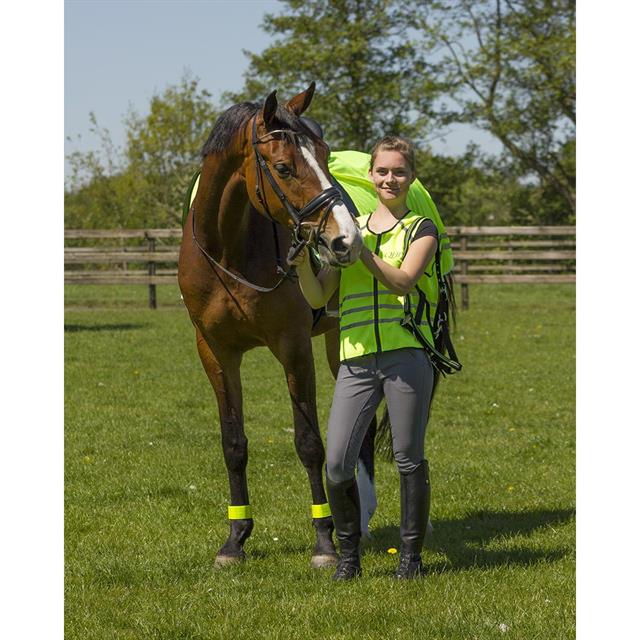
[65,284,575,639]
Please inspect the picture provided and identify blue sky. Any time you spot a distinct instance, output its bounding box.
[65,0,280,171]
[64,0,499,177]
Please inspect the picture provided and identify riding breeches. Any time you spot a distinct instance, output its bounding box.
[325,347,434,482]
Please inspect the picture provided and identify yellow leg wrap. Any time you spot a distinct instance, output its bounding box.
[228,505,252,519]
[311,503,331,518]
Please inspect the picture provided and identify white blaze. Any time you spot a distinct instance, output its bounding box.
[300,140,359,245]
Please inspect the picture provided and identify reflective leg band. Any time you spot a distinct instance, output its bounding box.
[311,503,331,518]
[228,505,252,519]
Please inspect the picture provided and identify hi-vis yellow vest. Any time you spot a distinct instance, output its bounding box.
[339,211,438,361]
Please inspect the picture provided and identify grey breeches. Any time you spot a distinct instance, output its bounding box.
[325,347,434,482]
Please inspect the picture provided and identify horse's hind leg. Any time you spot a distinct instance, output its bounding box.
[324,327,377,535]
[269,333,338,568]
[195,329,253,567]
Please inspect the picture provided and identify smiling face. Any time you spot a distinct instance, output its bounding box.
[368,149,415,207]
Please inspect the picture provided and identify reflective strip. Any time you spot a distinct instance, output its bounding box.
[311,503,331,518]
[341,316,406,332]
[341,316,432,332]
[228,505,252,519]
[341,303,399,317]
[341,289,393,304]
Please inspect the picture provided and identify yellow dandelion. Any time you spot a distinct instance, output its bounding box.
[387,547,398,555]
[507,486,514,492]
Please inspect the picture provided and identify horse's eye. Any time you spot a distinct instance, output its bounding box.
[274,163,291,177]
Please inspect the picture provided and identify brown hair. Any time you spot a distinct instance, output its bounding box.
[369,135,416,174]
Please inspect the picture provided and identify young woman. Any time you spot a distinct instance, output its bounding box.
[289,136,439,580]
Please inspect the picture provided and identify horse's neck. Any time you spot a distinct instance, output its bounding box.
[195,154,289,271]
[195,155,250,260]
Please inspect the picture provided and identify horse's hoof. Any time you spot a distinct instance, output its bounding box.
[310,553,339,569]
[214,554,245,569]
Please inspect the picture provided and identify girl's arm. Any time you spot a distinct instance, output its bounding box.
[359,236,437,296]
[289,246,341,308]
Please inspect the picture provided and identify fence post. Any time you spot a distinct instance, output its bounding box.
[147,233,157,309]
[460,234,469,310]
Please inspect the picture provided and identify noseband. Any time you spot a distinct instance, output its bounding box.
[251,116,344,261]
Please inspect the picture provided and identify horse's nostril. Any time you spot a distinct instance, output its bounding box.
[330,235,349,256]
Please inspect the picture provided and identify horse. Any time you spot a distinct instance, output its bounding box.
[178,83,376,569]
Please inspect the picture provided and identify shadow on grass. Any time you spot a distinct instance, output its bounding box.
[368,508,575,572]
[205,508,574,569]
[64,323,147,332]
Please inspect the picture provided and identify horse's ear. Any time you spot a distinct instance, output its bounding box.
[285,82,316,116]
[262,90,278,126]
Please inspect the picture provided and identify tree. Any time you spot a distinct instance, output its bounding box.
[65,114,142,229]
[65,74,218,228]
[416,146,536,226]
[414,0,576,220]
[123,74,219,225]
[228,0,433,151]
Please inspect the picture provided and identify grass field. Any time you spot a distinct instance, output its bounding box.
[65,284,575,639]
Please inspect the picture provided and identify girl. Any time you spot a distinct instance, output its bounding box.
[290,136,438,580]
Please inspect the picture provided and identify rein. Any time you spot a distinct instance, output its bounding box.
[190,205,293,293]
[190,115,344,292]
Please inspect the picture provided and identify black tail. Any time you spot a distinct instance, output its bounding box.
[374,404,393,461]
[358,415,377,479]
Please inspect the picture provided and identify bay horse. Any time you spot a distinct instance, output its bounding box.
[178,84,373,568]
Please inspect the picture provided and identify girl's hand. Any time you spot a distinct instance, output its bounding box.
[287,244,310,268]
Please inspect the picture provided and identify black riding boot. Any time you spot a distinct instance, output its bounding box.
[326,476,362,581]
[395,460,430,579]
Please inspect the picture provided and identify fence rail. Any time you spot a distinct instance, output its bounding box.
[65,226,575,308]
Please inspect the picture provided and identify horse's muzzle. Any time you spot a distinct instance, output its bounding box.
[318,230,362,267]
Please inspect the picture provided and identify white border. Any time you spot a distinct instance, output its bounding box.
[2,1,63,637]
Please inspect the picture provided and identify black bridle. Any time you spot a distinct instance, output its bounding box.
[251,115,344,264]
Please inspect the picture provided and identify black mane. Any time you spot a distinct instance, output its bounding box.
[201,100,312,158]
[201,102,260,157]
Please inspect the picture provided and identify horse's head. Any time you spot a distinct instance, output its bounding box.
[242,83,362,268]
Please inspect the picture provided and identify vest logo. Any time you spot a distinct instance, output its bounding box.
[384,251,404,259]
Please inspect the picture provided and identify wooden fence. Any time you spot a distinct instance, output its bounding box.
[64,226,575,309]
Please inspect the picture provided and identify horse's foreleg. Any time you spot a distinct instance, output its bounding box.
[195,330,253,567]
[323,327,377,536]
[270,334,338,568]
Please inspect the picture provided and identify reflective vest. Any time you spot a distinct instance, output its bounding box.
[339,211,438,361]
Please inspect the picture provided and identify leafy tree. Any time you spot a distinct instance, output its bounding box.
[123,75,218,225]
[228,0,432,151]
[65,74,218,228]
[65,114,138,228]
[416,146,532,226]
[414,0,576,219]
